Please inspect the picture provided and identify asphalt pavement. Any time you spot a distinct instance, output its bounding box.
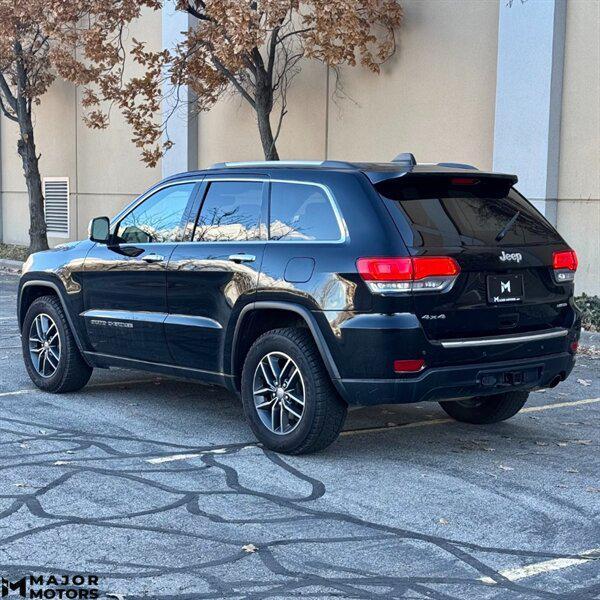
[0,271,598,599]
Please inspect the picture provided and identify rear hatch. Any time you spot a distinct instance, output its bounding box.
[376,173,576,343]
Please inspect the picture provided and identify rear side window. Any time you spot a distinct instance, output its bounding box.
[269,182,341,241]
[378,176,561,247]
[194,181,263,242]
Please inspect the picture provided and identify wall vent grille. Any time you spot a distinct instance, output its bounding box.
[43,177,69,237]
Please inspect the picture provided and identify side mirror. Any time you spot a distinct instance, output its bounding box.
[89,217,111,244]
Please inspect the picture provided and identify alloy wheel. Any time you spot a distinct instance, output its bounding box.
[29,313,61,378]
[252,351,305,435]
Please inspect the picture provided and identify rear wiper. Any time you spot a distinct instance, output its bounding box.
[495,210,521,242]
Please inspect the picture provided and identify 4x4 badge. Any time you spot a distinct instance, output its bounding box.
[499,251,522,263]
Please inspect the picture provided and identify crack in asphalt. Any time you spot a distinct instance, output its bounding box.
[0,274,598,599]
[0,415,598,599]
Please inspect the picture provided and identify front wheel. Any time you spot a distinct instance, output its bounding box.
[439,391,529,424]
[22,295,93,393]
[241,327,347,454]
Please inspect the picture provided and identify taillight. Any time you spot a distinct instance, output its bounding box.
[552,249,577,283]
[357,256,460,294]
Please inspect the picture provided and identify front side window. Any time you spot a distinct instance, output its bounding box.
[194,181,263,242]
[116,183,195,244]
[269,182,341,241]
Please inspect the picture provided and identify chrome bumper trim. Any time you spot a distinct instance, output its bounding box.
[439,328,568,349]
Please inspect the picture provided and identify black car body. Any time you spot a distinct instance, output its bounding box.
[18,157,581,453]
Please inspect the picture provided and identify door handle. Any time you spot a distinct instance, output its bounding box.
[141,253,165,263]
[228,253,256,263]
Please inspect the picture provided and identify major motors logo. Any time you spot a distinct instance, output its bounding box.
[1,575,99,598]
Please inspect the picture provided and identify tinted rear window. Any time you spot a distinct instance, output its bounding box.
[377,176,561,247]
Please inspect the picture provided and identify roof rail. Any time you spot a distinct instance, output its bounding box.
[437,162,478,170]
[210,160,355,169]
[392,153,417,166]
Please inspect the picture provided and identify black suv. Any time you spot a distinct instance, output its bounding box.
[18,156,581,454]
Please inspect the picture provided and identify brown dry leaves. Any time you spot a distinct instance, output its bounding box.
[0,1,402,166]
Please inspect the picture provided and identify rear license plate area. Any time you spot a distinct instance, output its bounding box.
[478,365,543,388]
[487,274,524,304]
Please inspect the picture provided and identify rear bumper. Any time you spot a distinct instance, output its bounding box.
[337,351,576,406]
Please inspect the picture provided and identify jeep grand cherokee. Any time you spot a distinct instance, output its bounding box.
[18,155,581,454]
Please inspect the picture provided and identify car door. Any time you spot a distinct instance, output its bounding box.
[81,180,200,362]
[166,177,267,375]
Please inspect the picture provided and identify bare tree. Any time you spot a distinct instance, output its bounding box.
[91,0,404,165]
[0,1,159,251]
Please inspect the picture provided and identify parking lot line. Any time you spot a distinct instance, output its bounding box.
[146,448,230,464]
[520,397,600,412]
[479,548,600,584]
[341,397,600,436]
[0,389,29,398]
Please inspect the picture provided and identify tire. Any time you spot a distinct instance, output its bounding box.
[241,327,347,454]
[439,391,529,424]
[22,295,93,393]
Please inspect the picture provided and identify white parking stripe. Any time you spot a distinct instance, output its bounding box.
[147,447,237,464]
[0,389,29,398]
[480,549,600,584]
[341,397,600,437]
[521,397,600,412]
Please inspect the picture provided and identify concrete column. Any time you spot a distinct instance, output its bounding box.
[162,1,198,178]
[493,0,567,224]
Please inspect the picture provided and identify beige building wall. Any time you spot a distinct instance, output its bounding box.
[557,0,600,295]
[327,0,499,168]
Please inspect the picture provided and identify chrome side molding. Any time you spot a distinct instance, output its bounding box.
[439,328,568,349]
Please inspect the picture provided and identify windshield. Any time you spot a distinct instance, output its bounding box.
[377,176,561,248]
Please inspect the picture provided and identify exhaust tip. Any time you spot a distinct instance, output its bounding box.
[548,374,564,388]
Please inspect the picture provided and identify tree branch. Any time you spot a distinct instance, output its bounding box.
[0,72,17,113]
[211,55,256,109]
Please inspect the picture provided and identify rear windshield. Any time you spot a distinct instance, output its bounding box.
[377,176,561,248]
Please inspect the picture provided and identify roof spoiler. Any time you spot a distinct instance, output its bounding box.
[437,162,478,170]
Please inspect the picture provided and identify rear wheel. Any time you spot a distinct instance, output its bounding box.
[241,327,347,454]
[22,295,93,393]
[439,391,529,424]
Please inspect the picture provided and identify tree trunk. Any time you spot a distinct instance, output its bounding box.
[17,108,48,253]
[255,85,279,161]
